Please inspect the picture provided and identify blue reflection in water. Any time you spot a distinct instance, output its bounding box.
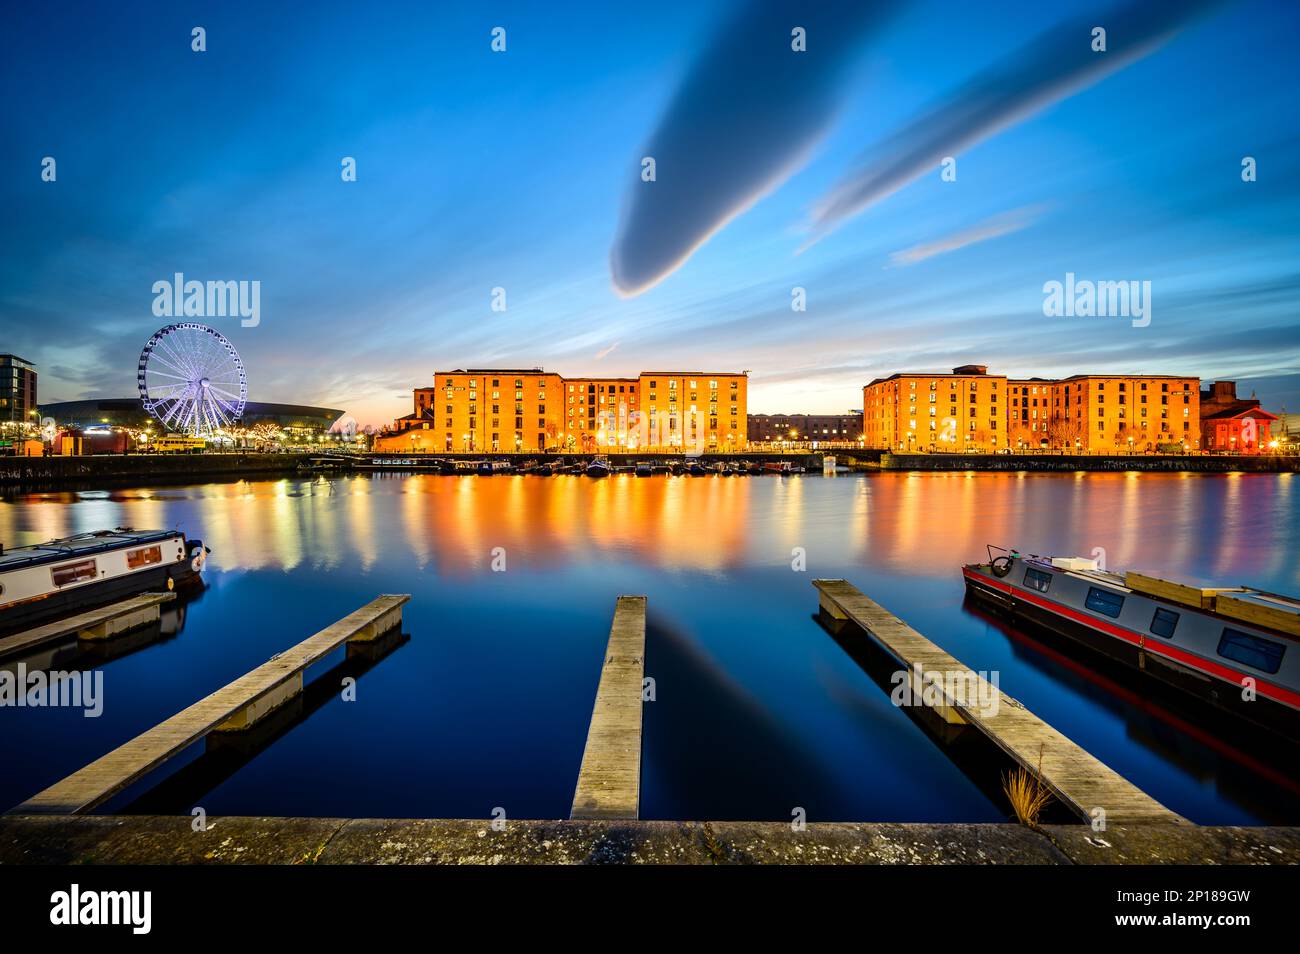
[0,471,1295,823]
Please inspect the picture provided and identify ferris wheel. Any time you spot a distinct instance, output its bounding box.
[138,323,248,437]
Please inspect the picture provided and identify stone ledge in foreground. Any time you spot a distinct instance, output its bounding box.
[1,816,1297,865]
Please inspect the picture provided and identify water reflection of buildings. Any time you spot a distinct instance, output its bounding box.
[0,472,1294,589]
[849,471,1297,589]
[398,474,753,574]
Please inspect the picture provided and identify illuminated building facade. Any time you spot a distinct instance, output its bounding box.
[1047,375,1199,453]
[862,365,1006,452]
[0,355,38,424]
[563,377,639,451]
[380,368,747,452]
[1200,380,1276,453]
[383,370,564,452]
[865,365,1201,453]
[638,373,747,451]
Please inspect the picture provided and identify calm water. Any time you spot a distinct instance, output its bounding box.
[1,471,1297,824]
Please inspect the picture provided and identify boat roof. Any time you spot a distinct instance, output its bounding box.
[1022,556,1129,588]
[0,529,180,571]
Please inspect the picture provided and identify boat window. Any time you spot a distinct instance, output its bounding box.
[127,545,163,569]
[1149,607,1179,638]
[1085,586,1125,619]
[1217,628,1284,675]
[1023,568,1052,593]
[51,559,98,587]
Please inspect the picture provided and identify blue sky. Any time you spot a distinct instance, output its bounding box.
[2,0,1298,426]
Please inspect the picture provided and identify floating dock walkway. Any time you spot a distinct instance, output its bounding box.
[0,593,176,663]
[813,579,1185,825]
[16,584,1300,867]
[10,594,409,815]
[571,595,647,820]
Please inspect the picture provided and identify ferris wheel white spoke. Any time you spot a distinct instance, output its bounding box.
[145,369,194,383]
[159,400,187,428]
[146,347,190,378]
[158,334,199,376]
[210,391,239,415]
[206,392,231,427]
[207,384,243,401]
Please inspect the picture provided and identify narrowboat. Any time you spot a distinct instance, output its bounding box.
[0,529,208,636]
[963,547,1300,738]
[476,459,513,475]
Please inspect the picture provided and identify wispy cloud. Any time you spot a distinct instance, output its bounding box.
[595,341,619,360]
[888,205,1046,267]
[809,0,1226,240]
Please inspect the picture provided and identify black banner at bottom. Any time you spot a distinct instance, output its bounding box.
[0,862,1281,939]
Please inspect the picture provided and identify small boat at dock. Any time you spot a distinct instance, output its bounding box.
[476,459,513,475]
[0,529,208,636]
[585,456,612,478]
[635,462,653,477]
[963,547,1300,737]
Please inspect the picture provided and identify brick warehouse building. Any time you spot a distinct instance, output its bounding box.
[380,368,747,453]
[862,365,1006,452]
[747,412,863,443]
[863,365,1201,453]
[1199,381,1278,453]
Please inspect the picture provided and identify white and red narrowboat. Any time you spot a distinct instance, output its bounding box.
[963,547,1299,739]
[0,529,208,636]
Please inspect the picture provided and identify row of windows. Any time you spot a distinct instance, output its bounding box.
[439,377,742,391]
[1026,571,1287,675]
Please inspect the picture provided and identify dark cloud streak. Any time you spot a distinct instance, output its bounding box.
[611,0,901,296]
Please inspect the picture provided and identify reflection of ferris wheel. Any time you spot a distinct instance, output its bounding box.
[138,323,248,437]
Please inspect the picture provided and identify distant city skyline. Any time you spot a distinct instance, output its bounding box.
[2,0,1298,427]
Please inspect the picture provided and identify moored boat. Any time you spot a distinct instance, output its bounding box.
[0,529,208,636]
[634,462,653,477]
[585,456,612,478]
[963,547,1300,738]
